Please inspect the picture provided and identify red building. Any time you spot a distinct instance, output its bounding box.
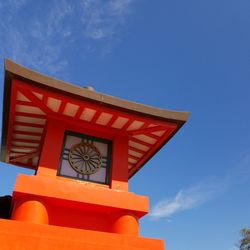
[0,59,189,249]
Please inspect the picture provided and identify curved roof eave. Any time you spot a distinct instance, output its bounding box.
[4,59,190,125]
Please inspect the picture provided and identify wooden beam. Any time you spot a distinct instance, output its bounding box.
[90,110,102,124]
[10,145,38,149]
[121,119,134,131]
[128,146,147,154]
[75,106,84,119]
[130,137,153,147]
[129,125,167,135]
[15,112,46,119]
[106,114,117,127]
[129,127,176,177]
[13,130,43,136]
[128,154,141,161]
[10,152,38,162]
[12,138,40,143]
[17,87,52,114]
[14,121,45,128]
[16,100,36,106]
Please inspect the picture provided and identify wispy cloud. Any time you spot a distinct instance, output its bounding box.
[149,178,228,220]
[149,149,250,221]
[81,0,132,40]
[0,0,134,76]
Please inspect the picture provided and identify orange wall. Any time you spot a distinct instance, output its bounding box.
[11,174,148,235]
[0,219,164,250]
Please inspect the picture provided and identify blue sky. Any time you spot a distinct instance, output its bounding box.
[0,1,249,250]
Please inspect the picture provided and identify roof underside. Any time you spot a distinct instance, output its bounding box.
[1,59,189,178]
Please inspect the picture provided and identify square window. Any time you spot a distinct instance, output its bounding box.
[58,131,112,185]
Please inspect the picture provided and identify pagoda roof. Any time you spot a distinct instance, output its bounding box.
[1,59,189,178]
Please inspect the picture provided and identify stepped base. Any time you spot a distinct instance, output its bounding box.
[0,219,164,250]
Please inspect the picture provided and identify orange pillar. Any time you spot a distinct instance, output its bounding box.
[111,212,139,236]
[11,198,48,224]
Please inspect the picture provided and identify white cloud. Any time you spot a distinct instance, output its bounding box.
[0,0,134,76]
[110,0,132,15]
[0,0,72,75]
[149,178,228,220]
[149,151,249,221]
[80,0,133,40]
[0,0,27,13]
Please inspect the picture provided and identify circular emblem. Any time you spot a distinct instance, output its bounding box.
[68,142,102,175]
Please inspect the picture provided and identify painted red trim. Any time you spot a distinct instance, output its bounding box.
[35,119,48,168]
[110,135,129,191]
[94,110,114,125]
[10,161,36,170]
[16,100,36,106]
[128,155,140,161]
[10,152,38,162]
[8,79,181,175]
[130,137,153,147]
[47,113,127,137]
[28,158,33,166]
[15,112,46,119]
[13,130,43,136]
[132,134,158,145]
[10,149,36,153]
[74,106,84,119]
[16,85,52,114]
[10,145,38,149]
[14,79,176,128]
[129,127,177,176]
[106,115,117,127]
[42,93,48,103]
[129,125,166,135]
[14,121,45,128]
[12,138,40,143]
[147,133,161,140]
[37,118,65,175]
[121,119,134,131]
[58,101,66,114]
[128,146,147,154]
[139,122,149,130]
[9,153,26,158]
[6,84,18,162]
[128,164,135,169]
[90,110,102,124]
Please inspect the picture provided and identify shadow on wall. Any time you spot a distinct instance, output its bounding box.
[0,195,12,219]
